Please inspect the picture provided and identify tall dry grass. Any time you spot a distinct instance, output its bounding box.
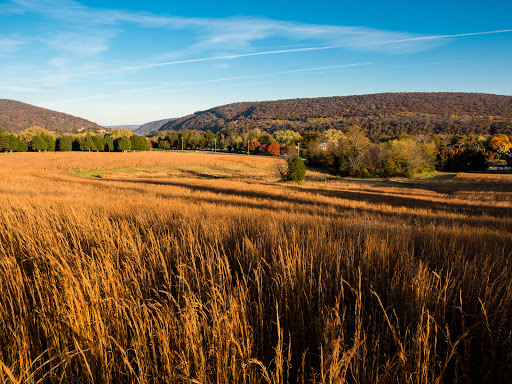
[0,152,511,383]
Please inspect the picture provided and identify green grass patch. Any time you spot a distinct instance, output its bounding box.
[73,164,277,179]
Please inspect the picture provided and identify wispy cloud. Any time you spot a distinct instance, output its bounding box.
[53,62,372,104]
[0,36,24,53]
[46,30,114,56]
[106,47,366,73]
[0,0,446,58]
[403,61,465,67]
[181,63,372,85]
[0,85,47,92]
[3,0,512,96]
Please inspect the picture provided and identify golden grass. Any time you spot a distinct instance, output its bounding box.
[0,152,511,383]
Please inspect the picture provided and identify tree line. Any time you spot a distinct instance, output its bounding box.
[2,124,510,177]
[0,127,151,153]
[151,126,512,176]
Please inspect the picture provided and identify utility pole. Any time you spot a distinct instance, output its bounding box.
[297,142,300,157]
[247,140,250,155]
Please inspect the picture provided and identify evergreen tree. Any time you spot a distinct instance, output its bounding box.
[92,135,106,151]
[72,138,83,151]
[104,134,114,152]
[82,133,97,151]
[5,134,19,152]
[41,134,55,151]
[116,136,132,152]
[0,128,8,152]
[31,135,47,152]
[130,135,150,151]
[225,123,232,137]
[56,136,72,151]
[286,155,306,183]
[15,136,28,152]
[158,140,171,150]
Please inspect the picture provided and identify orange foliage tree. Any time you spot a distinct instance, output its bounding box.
[267,142,280,156]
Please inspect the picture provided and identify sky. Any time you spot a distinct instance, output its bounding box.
[1,0,511,126]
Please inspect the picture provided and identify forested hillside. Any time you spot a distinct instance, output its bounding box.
[159,93,512,138]
[136,118,178,135]
[0,99,103,133]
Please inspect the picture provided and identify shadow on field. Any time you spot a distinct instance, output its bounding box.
[69,176,512,232]
[97,177,512,219]
[331,175,512,194]
[283,184,512,218]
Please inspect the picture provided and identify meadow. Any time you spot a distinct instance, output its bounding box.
[0,151,511,383]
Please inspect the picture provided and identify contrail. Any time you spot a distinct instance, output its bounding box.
[13,28,512,82]
[108,46,351,73]
[181,63,372,85]
[96,28,512,75]
[382,29,512,44]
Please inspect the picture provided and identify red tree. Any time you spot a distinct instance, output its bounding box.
[267,142,280,156]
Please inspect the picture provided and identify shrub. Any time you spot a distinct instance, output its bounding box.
[286,155,306,183]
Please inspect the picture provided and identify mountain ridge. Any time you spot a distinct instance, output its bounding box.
[0,99,103,133]
[136,118,179,135]
[157,92,512,138]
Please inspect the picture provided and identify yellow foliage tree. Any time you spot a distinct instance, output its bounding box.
[488,135,511,152]
[20,126,53,142]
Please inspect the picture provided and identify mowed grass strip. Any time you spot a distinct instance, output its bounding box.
[74,164,278,179]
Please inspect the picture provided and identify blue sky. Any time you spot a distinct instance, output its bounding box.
[1,0,511,125]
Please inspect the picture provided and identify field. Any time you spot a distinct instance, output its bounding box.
[0,151,511,383]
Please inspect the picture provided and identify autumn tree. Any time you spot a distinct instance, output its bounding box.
[110,128,135,140]
[267,142,280,156]
[21,126,52,142]
[488,134,511,161]
[273,130,302,145]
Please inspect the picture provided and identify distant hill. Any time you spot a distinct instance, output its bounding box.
[136,118,178,135]
[157,93,512,138]
[0,99,103,133]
